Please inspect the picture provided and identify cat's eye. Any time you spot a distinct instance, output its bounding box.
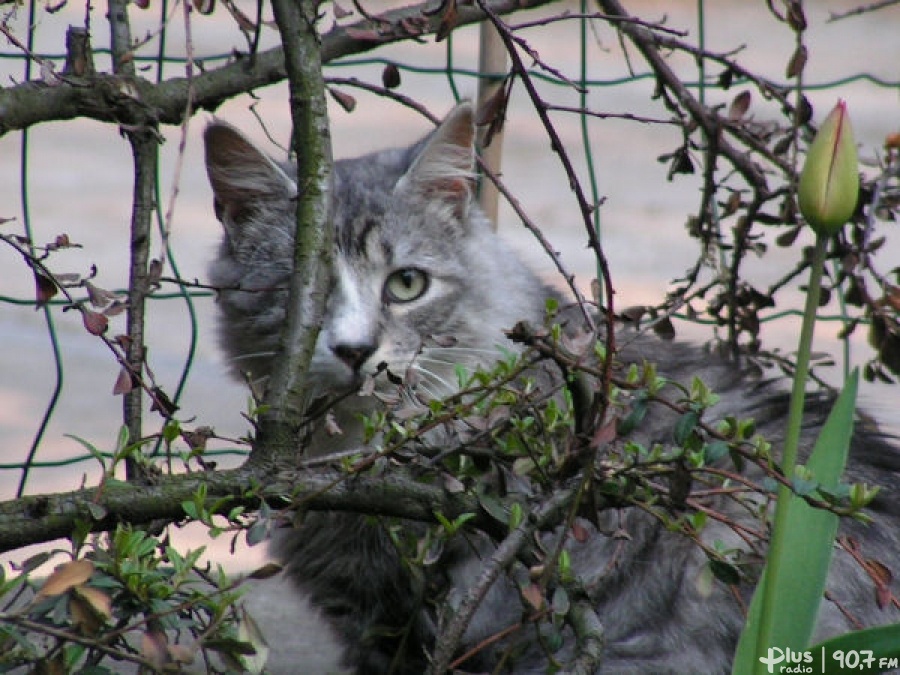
[383,268,429,304]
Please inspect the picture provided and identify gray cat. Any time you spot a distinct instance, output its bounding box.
[204,104,900,674]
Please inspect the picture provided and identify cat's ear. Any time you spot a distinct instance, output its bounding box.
[397,103,476,218]
[204,121,297,234]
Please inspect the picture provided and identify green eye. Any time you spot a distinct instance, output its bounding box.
[384,268,429,304]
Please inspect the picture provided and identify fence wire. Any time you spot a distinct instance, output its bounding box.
[1,0,898,498]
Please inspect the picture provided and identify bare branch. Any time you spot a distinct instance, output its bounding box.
[0,0,563,137]
[429,487,576,673]
[828,0,900,21]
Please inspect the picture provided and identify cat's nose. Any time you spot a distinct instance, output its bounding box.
[331,342,376,372]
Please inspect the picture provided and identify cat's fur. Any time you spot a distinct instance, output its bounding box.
[204,104,900,674]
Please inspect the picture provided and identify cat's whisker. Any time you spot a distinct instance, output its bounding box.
[427,346,506,359]
[409,364,457,398]
[229,350,280,363]
[409,360,463,391]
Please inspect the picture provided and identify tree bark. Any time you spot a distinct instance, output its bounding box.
[257,0,335,466]
[0,0,562,136]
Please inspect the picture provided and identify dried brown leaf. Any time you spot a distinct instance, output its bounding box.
[37,559,94,598]
[866,558,894,608]
[885,285,900,312]
[332,1,352,19]
[150,387,179,416]
[103,300,127,317]
[785,44,807,79]
[885,133,900,151]
[142,629,169,669]
[722,191,742,217]
[590,417,618,449]
[168,643,197,665]
[867,558,893,586]
[148,258,163,287]
[727,91,752,122]
[36,654,66,675]
[82,309,109,336]
[620,305,647,323]
[85,281,117,308]
[228,3,256,31]
[652,316,676,341]
[193,0,214,15]
[112,367,134,396]
[328,87,357,113]
[32,269,58,307]
[249,562,283,580]
[71,585,112,630]
[776,225,802,248]
[786,1,807,31]
[571,521,590,543]
[796,95,813,125]
[182,426,214,451]
[520,583,545,611]
[773,134,793,156]
[381,63,401,89]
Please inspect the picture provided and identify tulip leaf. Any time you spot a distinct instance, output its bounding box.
[733,369,859,674]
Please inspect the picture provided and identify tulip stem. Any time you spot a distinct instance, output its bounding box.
[754,232,828,666]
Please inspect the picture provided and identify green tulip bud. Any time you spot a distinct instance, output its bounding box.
[798,100,859,235]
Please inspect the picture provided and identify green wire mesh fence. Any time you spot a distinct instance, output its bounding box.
[1,0,898,502]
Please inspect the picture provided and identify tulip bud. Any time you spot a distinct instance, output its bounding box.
[798,100,859,235]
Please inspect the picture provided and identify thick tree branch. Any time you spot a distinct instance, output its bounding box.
[0,0,561,137]
[0,464,487,553]
[255,0,334,465]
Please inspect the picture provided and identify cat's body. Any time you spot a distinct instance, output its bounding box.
[204,104,900,674]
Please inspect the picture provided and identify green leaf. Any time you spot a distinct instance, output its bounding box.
[182,501,199,521]
[64,434,107,471]
[708,558,741,585]
[810,623,900,674]
[618,397,647,435]
[703,440,730,464]
[508,502,524,531]
[733,369,859,674]
[163,420,182,443]
[86,502,108,521]
[673,410,699,446]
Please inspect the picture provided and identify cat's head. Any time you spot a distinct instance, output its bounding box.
[204,104,548,407]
